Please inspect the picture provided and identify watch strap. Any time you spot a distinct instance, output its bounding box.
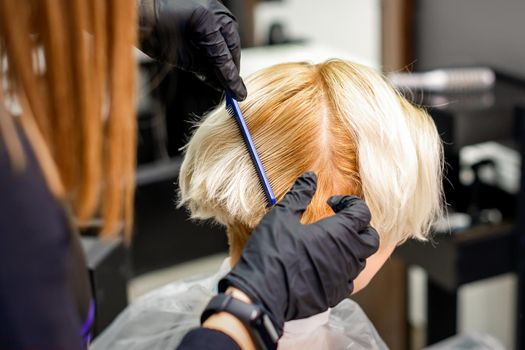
[201,293,278,350]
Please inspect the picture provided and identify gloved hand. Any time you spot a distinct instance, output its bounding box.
[139,0,247,100]
[219,172,380,335]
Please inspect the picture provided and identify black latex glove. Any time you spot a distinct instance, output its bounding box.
[218,172,380,335]
[139,0,247,100]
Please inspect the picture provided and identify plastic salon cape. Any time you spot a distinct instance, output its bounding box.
[90,259,387,350]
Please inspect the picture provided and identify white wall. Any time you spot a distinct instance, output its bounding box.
[459,274,516,350]
[409,268,517,349]
[254,0,381,68]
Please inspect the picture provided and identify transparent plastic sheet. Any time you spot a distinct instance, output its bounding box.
[278,300,387,350]
[90,259,387,350]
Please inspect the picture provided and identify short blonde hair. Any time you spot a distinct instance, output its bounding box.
[179,59,443,250]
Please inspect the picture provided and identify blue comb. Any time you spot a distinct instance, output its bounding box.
[225,93,276,207]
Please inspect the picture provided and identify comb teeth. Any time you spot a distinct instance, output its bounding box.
[225,94,276,207]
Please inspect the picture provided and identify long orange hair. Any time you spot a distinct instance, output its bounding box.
[0,0,137,237]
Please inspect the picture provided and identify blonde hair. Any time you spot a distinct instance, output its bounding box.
[0,0,137,237]
[179,59,443,256]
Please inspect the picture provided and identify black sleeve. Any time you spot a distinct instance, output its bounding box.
[177,328,241,350]
[0,136,83,349]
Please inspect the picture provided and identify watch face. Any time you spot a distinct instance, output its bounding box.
[262,314,279,342]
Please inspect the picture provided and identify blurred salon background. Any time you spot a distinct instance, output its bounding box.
[85,1,525,348]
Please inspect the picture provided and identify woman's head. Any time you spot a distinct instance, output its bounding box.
[179,59,443,260]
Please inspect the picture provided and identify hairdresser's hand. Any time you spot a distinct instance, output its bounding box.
[219,172,380,335]
[138,0,247,100]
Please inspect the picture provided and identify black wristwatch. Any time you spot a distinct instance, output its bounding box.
[201,293,279,350]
